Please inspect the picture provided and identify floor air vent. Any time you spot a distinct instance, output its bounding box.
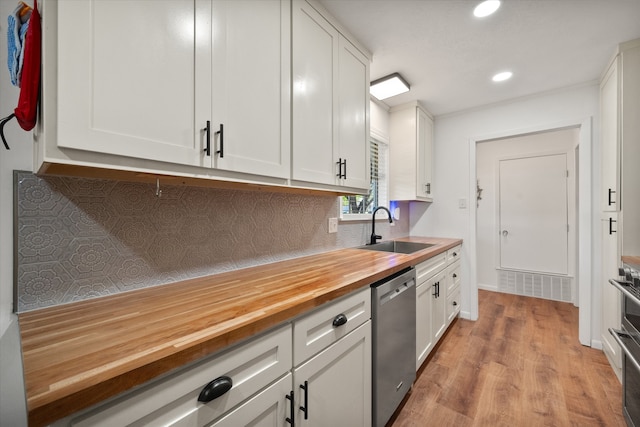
[497,270,572,303]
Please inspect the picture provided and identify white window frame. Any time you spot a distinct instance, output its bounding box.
[339,131,390,222]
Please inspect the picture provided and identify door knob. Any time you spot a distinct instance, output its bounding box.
[502,230,508,237]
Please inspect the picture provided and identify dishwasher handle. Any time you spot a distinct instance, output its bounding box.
[379,278,415,306]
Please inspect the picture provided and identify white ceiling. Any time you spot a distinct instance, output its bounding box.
[318,0,640,116]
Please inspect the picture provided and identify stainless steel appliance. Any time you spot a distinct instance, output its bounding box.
[609,261,640,426]
[371,267,416,427]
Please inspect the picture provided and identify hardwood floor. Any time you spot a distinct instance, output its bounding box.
[392,289,626,426]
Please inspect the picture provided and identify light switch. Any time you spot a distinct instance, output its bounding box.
[458,198,467,209]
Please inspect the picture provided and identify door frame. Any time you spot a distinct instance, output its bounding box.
[468,118,592,346]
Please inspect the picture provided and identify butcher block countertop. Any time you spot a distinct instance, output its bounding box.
[18,236,462,426]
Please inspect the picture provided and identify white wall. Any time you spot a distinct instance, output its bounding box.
[476,128,579,290]
[1,0,33,336]
[411,83,600,346]
[1,0,33,424]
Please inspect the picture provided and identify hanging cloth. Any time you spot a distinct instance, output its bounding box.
[1,0,41,150]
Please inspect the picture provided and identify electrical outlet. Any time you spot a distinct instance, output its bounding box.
[458,198,468,209]
[328,217,338,233]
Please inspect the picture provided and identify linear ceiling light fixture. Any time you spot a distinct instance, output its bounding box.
[370,73,410,100]
[474,0,501,18]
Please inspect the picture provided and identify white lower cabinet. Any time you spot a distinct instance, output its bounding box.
[58,288,373,427]
[209,374,292,427]
[293,322,372,426]
[64,325,292,427]
[416,245,462,371]
[445,261,461,325]
[292,287,372,426]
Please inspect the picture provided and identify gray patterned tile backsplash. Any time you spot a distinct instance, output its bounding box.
[15,172,409,311]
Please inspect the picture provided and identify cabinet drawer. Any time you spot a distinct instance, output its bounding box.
[446,284,461,324]
[446,245,462,264]
[293,287,371,366]
[415,253,446,285]
[446,262,461,294]
[71,325,292,427]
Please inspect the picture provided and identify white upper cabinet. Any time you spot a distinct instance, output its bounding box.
[599,39,640,254]
[292,0,370,193]
[55,0,208,168]
[209,0,290,178]
[42,0,290,182]
[389,102,434,202]
[600,57,619,212]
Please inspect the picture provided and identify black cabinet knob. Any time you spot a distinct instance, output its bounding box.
[332,313,348,327]
[198,376,233,403]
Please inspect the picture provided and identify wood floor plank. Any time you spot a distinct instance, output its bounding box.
[392,290,625,427]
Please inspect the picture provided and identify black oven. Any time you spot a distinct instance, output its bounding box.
[610,272,640,427]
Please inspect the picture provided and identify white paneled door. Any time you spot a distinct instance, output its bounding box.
[499,154,568,275]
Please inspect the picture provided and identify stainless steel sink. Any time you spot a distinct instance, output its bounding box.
[356,241,435,254]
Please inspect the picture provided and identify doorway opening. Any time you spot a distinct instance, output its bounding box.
[477,129,578,304]
[469,119,592,346]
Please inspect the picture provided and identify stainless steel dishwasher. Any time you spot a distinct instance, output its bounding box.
[371,267,416,427]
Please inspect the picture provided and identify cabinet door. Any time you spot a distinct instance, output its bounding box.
[416,108,433,199]
[211,0,290,178]
[292,0,339,186]
[57,0,209,167]
[209,374,292,427]
[446,285,461,325]
[337,36,370,191]
[600,58,619,212]
[416,282,433,371]
[294,322,371,427]
[601,213,622,372]
[432,271,447,343]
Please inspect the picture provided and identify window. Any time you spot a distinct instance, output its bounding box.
[340,137,389,220]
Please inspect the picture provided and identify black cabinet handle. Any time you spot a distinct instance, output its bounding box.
[286,391,295,426]
[332,313,348,327]
[198,375,232,403]
[203,120,211,156]
[216,123,224,158]
[608,188,616,206]
[609,217,617,234]
[299,381,308,420]
[336,158,347,179]
[433,282,439,298]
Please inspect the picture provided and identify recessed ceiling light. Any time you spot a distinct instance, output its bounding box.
[370,73,410,100]
[474,0,501,18]
[492,71,513,82]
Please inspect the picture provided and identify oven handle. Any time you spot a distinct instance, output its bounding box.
[609,328,640,373]
[609,279,640,307]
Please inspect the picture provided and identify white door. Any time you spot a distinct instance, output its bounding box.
[499,154,568,274]
[292,0,339,186]
[211,0,290,178]
[294,322,371,427]
[57,0,209,167]
[337,36,369,191]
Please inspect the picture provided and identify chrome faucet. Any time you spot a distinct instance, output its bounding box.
[370,206,393,245]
